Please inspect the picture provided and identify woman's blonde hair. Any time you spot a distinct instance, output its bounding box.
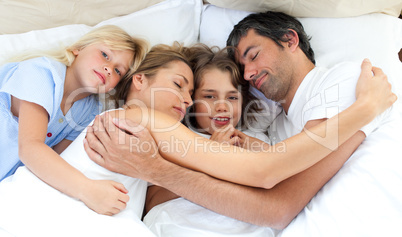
[8,25,149,76]
[112,42,192,108]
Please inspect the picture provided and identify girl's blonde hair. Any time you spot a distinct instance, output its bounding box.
[112,42,192,108]
[8,25,149,77]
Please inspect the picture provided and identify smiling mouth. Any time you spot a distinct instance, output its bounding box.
[252,72,268,90]
[212,117,230,122]
[95,71,106,84]
[211,116,231,126]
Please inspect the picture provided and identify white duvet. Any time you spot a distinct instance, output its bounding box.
[0,114,155,237]
[143,108,402,237]
[1,113,402,237]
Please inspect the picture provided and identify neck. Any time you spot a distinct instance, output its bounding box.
[61,67,92,114]
[281,60,315,114]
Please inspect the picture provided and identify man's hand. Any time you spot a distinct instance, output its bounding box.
[355,58,397,117]
[83,113,160,178]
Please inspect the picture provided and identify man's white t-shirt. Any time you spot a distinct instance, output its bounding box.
[268,62,385,144]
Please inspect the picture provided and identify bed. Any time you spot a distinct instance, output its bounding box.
[0,0,401,236]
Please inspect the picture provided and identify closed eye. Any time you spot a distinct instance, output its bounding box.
[252,52,259,61]
[174,82,182,89]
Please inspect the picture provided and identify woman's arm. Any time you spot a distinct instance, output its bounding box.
[89,60,396,189]
[115,97,373,190]
[17,100,129,215]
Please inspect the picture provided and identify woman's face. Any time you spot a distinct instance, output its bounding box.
[140,61,194,121]
[193,68,243,134]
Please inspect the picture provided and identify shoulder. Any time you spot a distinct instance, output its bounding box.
[323,61,361,82]
[19,57,64,68]
[309,61,362,94]
[15,57,66,83]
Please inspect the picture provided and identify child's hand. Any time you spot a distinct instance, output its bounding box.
[79,179,129,216]
[210,124,242,146]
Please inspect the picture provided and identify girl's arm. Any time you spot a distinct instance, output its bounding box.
[17,100,129,215]
[112,65,396,189]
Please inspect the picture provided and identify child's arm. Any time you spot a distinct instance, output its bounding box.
[17,99,129,215]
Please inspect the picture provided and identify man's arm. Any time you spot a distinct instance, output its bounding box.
[85,116,364,229]
[144,119,364,229]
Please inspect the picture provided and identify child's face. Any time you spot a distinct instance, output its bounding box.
[193,68,243,134]
[71,43,134,94]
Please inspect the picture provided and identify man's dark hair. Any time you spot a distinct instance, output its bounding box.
[226,11,315,64]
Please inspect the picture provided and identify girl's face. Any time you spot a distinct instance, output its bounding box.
[72,43,134,93]
[193,68,243,134]
[139,61,194,121]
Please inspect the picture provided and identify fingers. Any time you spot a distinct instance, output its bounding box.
[93,114,113,146]
[360,58,373,73]
[113,118,146,137]
[103,113,140,148]
[211,124,244,146]
[83,138,105,166]
[103,183,130,216]
[371,66,397,103]
[113,181,129,194]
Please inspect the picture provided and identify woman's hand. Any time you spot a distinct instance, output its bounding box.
[78,179,129,216]
[355,59,397,118]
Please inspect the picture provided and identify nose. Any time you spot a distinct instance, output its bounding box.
[244,64,256,81]
[215,100,228,112]
[104,65,111,76]
[183,91,193,108]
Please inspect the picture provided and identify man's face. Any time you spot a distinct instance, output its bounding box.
[236,29,293,103]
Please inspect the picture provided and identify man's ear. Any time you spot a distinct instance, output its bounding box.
[132,74,146,90]
[283,29,299,52]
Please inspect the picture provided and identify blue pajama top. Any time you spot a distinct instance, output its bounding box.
[0,57,102,181]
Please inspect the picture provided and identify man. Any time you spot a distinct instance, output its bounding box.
[84,11,399,234]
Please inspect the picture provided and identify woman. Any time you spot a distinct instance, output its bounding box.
[0,42,193,237]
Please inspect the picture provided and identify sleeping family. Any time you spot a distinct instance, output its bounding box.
[0,11,399,236]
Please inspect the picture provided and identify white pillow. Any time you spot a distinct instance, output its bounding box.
[0,0,202,65]
[199,4,402,101]
[206,0,402,18]
[0,0,165,34]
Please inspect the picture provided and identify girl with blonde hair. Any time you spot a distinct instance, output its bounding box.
[0,25,148,215]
